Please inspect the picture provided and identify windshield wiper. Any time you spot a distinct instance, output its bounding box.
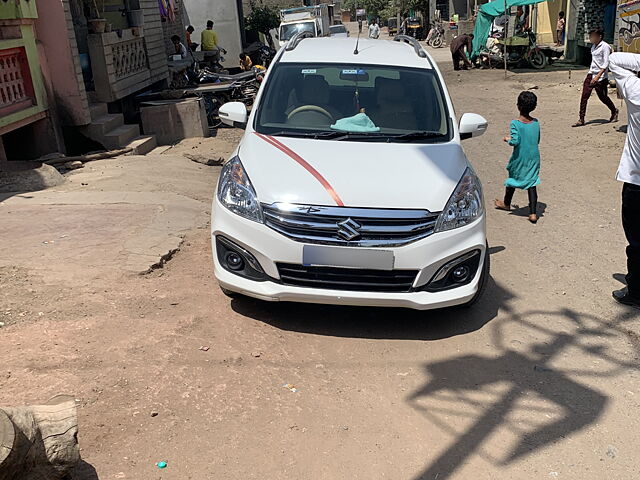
[269,130,346,139]
[392,131,447,141]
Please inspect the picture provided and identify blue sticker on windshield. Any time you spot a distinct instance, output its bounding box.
[341,69,366,75]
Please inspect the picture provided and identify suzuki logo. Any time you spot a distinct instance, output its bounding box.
[337,218,362,241]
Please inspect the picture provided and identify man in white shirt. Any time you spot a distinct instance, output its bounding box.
[573,28,618,127]
[368,21,380,39]
[608,52,640,308]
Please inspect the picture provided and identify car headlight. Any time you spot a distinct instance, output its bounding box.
[217,156,263,223]
[435,168,484,232]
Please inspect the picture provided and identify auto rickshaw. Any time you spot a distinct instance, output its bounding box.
[387,17,398,36]
[406,17,426,40]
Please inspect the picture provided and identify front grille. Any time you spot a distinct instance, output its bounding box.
[263,203,440,247]
[277,263,418,292]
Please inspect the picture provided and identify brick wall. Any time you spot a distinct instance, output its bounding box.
[575,0,605,47]
[161,0,186,56]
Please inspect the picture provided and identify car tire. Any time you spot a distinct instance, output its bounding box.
[458,246,490,308]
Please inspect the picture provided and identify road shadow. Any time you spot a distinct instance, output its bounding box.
[407,306,640,479]
[71,460,99,479]
[618,124,628,134]
[584,118,612,126]
[613,273,627,285]
[509,201,547,219]
[231,248,510,341]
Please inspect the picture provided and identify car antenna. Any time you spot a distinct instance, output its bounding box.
[354,20,361,54]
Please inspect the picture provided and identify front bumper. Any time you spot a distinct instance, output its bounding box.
[211,198,487,310]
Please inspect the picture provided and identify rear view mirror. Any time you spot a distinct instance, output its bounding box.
[459,113,488,140]
[219,102,248,128]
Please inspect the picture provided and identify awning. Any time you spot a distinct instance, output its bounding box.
[471,0,547,58]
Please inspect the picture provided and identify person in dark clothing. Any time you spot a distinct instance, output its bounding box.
[608,52,640,309]
[450,33,474,70]
[358,18,363,33]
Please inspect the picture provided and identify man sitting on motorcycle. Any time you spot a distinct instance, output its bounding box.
[201,20,226,69]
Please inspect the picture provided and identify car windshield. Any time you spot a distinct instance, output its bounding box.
[254,63,451,142]
[330,25,347,33]
[280,22,316,42]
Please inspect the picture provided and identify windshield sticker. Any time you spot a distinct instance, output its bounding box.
[341,69,366,75]
[301,69,316,74]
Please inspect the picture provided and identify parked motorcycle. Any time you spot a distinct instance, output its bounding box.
[495,30,547,69]
[243,41,276,68]
[426,23,445,48]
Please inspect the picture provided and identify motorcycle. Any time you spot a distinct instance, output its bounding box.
[243,41,276,68]
[492,30,547,69]
[426,23,445,48]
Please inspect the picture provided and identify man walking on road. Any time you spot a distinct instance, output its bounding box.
[450,33,474,70]
[573,28,618,127]
[608,52,640,309]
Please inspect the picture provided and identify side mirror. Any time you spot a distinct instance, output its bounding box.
[459,113,488,140]
[219,102,248,128]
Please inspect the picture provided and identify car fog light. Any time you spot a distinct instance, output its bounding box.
[421,249,481,292]
[452,266,469,282]
[216,236,267,281]
[225,252,244,271]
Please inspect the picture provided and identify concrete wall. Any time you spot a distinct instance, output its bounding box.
[535,1,568,45]
[35,0,91,126]
[183,0,243,68]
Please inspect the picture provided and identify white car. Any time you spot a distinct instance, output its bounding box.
[329,24,349,37]
[213,36,489,310]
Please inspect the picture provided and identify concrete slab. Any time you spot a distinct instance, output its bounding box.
[0,152,219,281]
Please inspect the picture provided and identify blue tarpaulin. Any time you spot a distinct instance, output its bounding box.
[471,0,547,58]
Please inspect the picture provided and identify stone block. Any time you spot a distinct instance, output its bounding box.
[140,98,209,146]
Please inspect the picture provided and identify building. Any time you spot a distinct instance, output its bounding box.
[0,0,186,163]
[0,1,62,162]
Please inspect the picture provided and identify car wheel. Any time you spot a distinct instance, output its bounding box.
[458,247,490,308]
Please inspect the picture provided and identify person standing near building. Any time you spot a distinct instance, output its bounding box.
[573,28,618,127]
[201,20,219,52]
[450,33,474,70]
[358,18,363,33]
[608,52,640,308]
[185,25,197,51]
[201,20,226,69]
[555,11,565,46]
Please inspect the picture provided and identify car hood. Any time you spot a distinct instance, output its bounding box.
[239,133,469,211]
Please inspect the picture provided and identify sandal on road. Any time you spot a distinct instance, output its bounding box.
[528,214,538,224]
[572,120,585,127]
[494,199,511,211]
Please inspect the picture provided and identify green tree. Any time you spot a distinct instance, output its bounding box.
[245,4,280,47]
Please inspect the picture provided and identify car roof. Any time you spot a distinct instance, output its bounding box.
[279,37,434,69]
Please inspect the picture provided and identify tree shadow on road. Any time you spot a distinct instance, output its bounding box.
[406,305,640,479]
[231,248,511,341]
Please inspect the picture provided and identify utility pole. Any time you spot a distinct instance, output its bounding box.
[504,0,508,79]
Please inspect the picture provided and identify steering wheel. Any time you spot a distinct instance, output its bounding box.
[287,105,334,122]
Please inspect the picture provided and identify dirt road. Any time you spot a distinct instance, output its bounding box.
[1,45,639,480]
